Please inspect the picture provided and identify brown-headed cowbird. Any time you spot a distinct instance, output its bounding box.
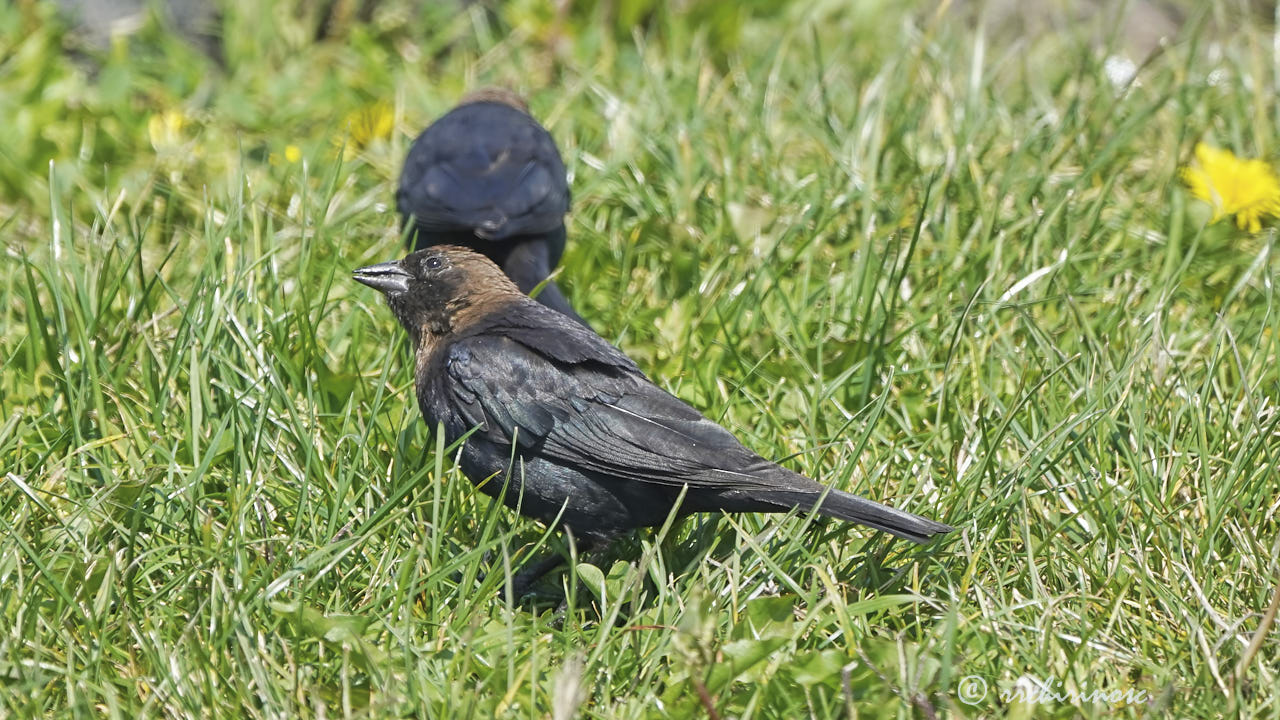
[354,247,951,587]
[396,88,584,324]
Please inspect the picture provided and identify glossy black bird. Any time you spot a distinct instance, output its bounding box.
[354,247,951,585]
[396,88,583,324]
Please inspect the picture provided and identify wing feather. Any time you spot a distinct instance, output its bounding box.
[443,333,782,490]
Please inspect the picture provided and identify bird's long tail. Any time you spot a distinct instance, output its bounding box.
[763,487,952,544]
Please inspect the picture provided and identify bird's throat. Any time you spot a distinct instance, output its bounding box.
[413,325,446,377]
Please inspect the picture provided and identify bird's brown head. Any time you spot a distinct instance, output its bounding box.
[458,87,529,114]
[353,246,522,343]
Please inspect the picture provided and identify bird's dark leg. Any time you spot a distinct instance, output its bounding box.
[501,238,590,327]
[506,552,570,598]
[503,530,619,599]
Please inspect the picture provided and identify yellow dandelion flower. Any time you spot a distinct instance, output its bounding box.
[1181,143,1280,233]
[344,102,395,150]
[147,110,187,149]
[269,144,303,166]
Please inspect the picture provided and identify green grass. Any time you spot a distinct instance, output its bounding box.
[3,1,1279,717]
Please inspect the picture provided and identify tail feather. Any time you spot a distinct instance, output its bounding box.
[766,488,952,544]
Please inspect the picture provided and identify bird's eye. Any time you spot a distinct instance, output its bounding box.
[425,256,444,270]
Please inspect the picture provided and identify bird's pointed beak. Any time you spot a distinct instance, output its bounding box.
[353,261,412,294]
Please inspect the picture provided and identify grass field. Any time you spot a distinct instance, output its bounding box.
[3,1,1279,717]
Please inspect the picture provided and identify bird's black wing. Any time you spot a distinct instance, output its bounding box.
[443,332,783,490]
[397,102,569,241]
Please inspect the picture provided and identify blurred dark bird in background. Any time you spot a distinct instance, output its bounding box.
[396,89,585,324]
[353,246,951,593]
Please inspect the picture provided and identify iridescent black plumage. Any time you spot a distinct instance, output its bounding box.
[396,89,582,324]
[354,247,952,557]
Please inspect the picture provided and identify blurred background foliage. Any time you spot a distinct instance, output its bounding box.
[3,0,1250,223]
